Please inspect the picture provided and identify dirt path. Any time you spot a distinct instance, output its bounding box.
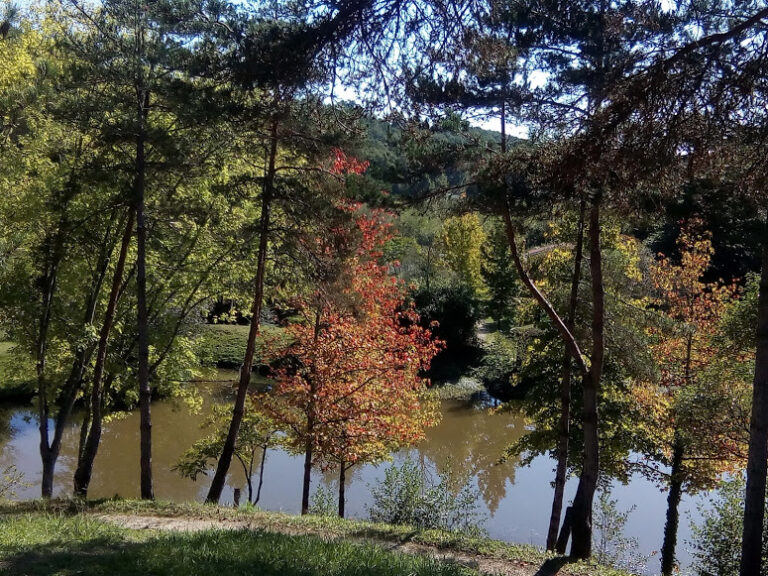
[99,513,547,576]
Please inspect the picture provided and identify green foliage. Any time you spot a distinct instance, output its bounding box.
[309,485,337,517]
[367,456,486,536]
[441,213,487,297]
[411,284,482,381]
[175,396,279,503]
[480,220,518,326]
[472,333,520,401]
[690,476,768,576]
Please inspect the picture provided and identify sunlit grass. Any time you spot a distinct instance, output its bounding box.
[0,511,477,576]
[0,500,632,576]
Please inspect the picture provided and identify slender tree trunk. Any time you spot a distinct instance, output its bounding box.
[302,438,313,515]
[660,437,684,576]
[501,205,588,374]
[206,119,278,504]
[37,230,62,499]
[255,445,267,504]
[134,87,153,500]
[338,462,346,518]
[548,199,586,551]
[740,231,768,576]
[74,211,135,496]
[570,200,604,560]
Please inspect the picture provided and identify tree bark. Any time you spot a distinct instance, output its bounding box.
[338,461,346,518]
[37,226,64,499]
[661,437,684,576]
[206,118,278,504]
[548,198,586,551]
[255,445,267,504]
[501,204,588,376]
[740,231,768,576]
[74,210,135,496]
[302,438,313,515]
[135,86,153,500]
[569,200,604,560]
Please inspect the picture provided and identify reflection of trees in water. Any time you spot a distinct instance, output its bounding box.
[415,400,530,515]
[0,407,13,444]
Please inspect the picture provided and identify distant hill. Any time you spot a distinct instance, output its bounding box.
[347,114,517,203]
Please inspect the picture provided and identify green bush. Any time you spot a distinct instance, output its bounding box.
[690,475,768,576]
[411,284,483,381]
[367,456,486,536]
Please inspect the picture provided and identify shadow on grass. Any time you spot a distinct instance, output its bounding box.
[1,528,475,576]
[533,557,573,576]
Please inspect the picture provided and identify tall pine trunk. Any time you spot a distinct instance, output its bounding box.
[74,210,135,496]
[136,89,153,500]
[570,200,604,560]
[740,229,768,576]
[660,436,684,576]
[547,199,585,551]
[206,119,278,503]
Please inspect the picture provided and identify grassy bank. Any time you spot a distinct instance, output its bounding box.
[0,500,630,576]
[195,324,288,369]
[0,512,474,576]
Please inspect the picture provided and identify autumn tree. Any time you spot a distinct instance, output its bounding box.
[263,204,441,516]
[635,225,748,575]
[442,213,487,299]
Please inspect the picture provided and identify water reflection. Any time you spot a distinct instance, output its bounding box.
[0,377,705,573]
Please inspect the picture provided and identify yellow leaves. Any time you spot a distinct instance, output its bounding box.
[441,213,487,296]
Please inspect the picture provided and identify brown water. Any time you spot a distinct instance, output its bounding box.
[0,373,705,573]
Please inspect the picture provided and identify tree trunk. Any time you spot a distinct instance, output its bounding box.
[206,119,278,504]
[570,200,604,560]
[255,445,267,504]
[501,204,588,376]
[301,439,313,515]
[661,437,684,576]
[37,229,62,499]
[135,88,153,501]
[338,462,346,518]
[740,233,768,576]
[555,506,574,555]
[74,211,136,496]
[548,199,586,551]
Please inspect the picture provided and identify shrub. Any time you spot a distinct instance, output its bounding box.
[367,456,485,536]
[592,490,647,574]
[689,475,768,576]
[0,464,24,500]
[309,485,337,517]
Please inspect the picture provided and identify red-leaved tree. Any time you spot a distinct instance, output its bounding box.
[262,203,442,516]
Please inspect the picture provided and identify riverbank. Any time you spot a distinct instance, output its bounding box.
[0,500,629,576]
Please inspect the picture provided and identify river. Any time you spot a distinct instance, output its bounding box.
[0,373,707,575]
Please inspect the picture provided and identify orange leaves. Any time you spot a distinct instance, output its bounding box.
[262,205,442,470]
[330,148,369,176]
[633,221,747,489]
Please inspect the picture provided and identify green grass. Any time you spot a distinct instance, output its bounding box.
[0,511,477,576]
[195,324,289,369]
[0,501,632,576]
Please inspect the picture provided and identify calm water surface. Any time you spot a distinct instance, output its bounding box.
[0,373,706,574]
